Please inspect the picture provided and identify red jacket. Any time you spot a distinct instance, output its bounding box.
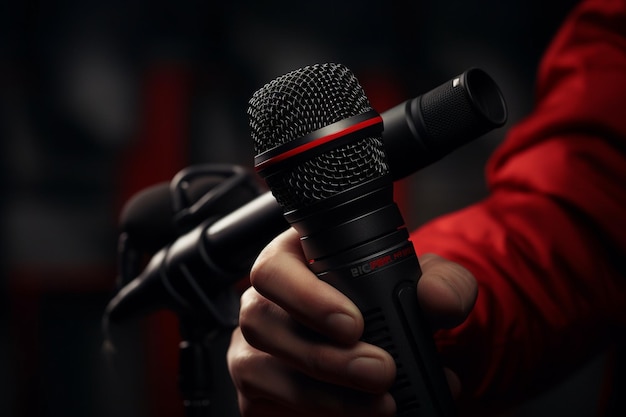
[411,0,626,412]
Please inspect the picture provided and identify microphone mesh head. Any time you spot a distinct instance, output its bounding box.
[248,63,388,211]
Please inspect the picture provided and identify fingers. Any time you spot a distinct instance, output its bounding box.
[231,228,476,417]
[249,228,363,345]
[415,253,476,401]
[237,286,396,394]
[250,230,477,337]
[230,227,397,416]
[228,328,397,417]
[417,253,478,329]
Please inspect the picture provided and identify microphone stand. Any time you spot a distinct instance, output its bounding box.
[177,289,239,417]
[112,164,263,417]
[178,316,214,417]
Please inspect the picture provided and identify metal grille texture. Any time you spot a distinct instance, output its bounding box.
[248,63,389,211]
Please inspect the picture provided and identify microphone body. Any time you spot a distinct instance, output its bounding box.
[248,63,476,416]
[287,175,454,416]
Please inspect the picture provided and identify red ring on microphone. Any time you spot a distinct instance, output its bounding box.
[254,110,383,176]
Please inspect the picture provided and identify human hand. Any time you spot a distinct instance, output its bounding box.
[227,227,477,416]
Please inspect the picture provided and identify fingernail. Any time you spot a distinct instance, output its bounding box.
[347,357,387,390]
[326,312,358,341]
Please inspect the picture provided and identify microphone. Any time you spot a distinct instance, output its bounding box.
[382,67,507,179]
[249,63,473,416]
[106,191,287,326]
[119,182,179,254]
[118,164,263,254]
[107,165,280,325]
[115,165,263,290]
[105,67,506,331]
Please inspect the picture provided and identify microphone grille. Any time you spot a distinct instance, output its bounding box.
[248,63,389,211]
[249,63,371,153]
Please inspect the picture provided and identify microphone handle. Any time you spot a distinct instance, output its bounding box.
[311,231,455,417]
[288,178,455,417]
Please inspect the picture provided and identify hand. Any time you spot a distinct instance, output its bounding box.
[227,227,477,417]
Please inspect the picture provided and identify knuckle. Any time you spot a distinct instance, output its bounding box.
[227,336,262,399]
[238,291,277,349]
[226,338,252,393]
[302,344,334,380]
[249,247,278,290]
[421,254,478,322]
[445,262,478,316]
[232,364,258,399]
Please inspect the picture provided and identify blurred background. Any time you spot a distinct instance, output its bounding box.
[1,0,604,416]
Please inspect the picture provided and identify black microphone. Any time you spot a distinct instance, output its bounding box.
[382,67,507,179]
[115,165,263,290]
[249,63,468,417]
[106,190,288,325]
[105,67,506,328]
[106,164,282,325]
[119,182,179,253]
[118,164,263,254]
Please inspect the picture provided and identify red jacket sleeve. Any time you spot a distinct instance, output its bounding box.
[410,0,626,411]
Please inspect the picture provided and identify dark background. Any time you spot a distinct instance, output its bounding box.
[2,0,605,416]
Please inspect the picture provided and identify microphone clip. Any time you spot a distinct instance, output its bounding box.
[113,163,263,325]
